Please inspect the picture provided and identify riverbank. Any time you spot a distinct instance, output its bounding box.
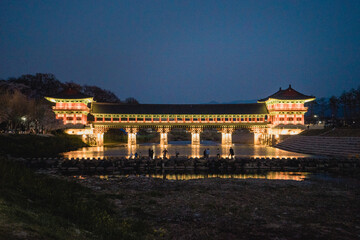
[0,133,87,157]
[23,156,360,178]
[1,155,360,239]
[71,174,360,240]
[0,156,153,239]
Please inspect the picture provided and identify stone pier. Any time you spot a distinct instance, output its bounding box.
[189,127,202,145]
[220,127,234,145]
[252,128,267,145]
[96,132,104,146]
[93,128,106,146]
[125,127,138,146]
[157,127,171,146]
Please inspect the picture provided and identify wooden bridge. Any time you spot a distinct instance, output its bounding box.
[46,85,315,146]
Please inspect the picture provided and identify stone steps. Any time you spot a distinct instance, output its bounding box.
[275,136,360,157]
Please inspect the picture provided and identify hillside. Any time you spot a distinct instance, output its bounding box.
[0,73,133,103]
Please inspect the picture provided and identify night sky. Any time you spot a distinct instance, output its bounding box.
[1,0,359,103]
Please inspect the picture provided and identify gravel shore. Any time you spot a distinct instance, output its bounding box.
[71,175,360,240]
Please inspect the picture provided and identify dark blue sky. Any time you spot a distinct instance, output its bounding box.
[1,0,359,103]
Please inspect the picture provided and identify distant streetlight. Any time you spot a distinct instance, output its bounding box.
[21,116,26,122]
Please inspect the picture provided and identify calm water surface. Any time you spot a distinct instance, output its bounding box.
[63,141,313,159]
[72,171,356,182]
[90,171,310,181]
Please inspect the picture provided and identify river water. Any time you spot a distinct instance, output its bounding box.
[82,171,309,181]
[63,141,312,159]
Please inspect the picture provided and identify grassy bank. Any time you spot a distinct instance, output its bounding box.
[0,156,153,239]
[0,133,87,157]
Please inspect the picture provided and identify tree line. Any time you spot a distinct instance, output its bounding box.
[0,73,139,133]
[306,86,360,127]
[0,90,61,133]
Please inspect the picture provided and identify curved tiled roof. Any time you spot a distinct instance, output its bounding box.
[258,85,314,102]
[91,103,268,115]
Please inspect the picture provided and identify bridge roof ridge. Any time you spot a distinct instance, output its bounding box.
[91,102,268,115]
[258,85,315,102]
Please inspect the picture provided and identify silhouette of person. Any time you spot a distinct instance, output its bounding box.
[229,147,235,159]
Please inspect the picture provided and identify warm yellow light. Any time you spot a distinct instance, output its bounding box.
[191,132,200,145]
[147,172,308,181]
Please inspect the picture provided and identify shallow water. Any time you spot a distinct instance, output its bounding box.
[63,141,313,159]
[72,171,313,181]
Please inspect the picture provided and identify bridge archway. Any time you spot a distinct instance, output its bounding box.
[88,123,269,147]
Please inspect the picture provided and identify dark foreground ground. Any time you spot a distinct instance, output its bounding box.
[73,174,360,240]
[1,133,359,239]
[1,155,360,240]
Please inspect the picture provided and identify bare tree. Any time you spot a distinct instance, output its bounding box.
[125,97,139,104]
[7,90,32,130]
[317,98,327,120]
[329,96,338,119]
[35,100,63,133]
[339,92,349,122]
[83,85,121,103]
[356,86,360,118]
[0,91,11,124]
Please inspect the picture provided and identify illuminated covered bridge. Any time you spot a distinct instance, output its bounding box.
[45,85,315,146]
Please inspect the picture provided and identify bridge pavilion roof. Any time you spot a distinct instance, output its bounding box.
[45,88,93,103]
[91,103,268,115]
[258,85,315,102]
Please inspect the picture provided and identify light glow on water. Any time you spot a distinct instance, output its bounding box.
[73,171,309,181]
[148,172,309,181]
[63,141,312,159]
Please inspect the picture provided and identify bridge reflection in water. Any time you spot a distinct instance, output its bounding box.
[87,171,309,181]
[147,172,309,181]
[63,141,312,159]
